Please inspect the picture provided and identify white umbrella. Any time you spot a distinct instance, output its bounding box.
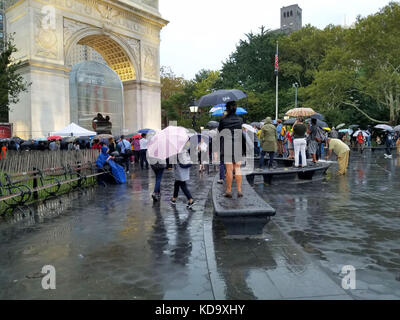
[242,124,257,133]
[336,123,346,129]
[353,130,369,137]
[374,124,394,131]
[393,125,400,132]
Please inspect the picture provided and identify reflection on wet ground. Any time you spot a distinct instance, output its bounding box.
[0,151,399,299]
[257,150,400,299]
[0,169,215,299]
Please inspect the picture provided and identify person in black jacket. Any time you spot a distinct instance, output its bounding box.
[218,100,244,198]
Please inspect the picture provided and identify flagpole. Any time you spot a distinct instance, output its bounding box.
[275,41,279,121]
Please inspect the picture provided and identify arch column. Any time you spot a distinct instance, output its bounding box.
[122,80,161,132]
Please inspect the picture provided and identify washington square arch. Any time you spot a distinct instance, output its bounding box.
[4,0,168,138]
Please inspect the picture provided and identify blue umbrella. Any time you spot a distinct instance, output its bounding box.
[138,128,154,134]
[211,107,247,116]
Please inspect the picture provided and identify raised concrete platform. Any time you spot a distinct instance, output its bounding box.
[245,161,331,185]
[211,174,276,235]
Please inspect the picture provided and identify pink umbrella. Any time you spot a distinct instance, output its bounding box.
[147,126,189,160]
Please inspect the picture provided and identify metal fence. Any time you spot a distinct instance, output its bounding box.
[0,150,99,173]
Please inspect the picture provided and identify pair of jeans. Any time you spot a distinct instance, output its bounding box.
[294,138,307,167]
[133,150,140,163]
[386,142,392,155]
[260,151,275,169]
[173,180,192,200]
[153,168,164,194]
[140,149,149,169]
[219,161,225,180]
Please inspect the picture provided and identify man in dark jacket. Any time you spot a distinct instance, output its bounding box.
[218,101,244,198]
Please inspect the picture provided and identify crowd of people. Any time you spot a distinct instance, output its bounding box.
[3,104,400,207]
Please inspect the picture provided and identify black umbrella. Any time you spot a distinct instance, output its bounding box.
[206,121,219,129]
[283,118,296,125]
[310,113,325,120]
[250,122,262,129]
[306,118,328,128]
[196,89,248,107]
[11,136,23,143]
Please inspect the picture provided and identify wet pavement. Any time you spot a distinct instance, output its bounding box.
[0,150,399,299]
[256,149,400,299]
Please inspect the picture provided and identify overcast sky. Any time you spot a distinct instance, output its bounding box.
[159,0,392,80]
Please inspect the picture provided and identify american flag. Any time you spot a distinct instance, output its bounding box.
[274,43,279,76]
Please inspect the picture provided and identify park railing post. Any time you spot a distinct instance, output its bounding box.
[33,167,38,200]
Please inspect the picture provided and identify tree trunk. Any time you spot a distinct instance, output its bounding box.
[343,102,390,124]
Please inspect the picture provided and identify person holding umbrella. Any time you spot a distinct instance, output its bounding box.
[217,101,244,198]
[171,149,196,209]
[292,117,307,168]
[357,131,365,154]
[384,131,393,158]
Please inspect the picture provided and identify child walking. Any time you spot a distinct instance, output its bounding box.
[170,150,196,209]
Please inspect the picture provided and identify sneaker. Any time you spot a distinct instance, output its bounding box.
[388,155,393,158]
[170,199,177,205]
[187,200,196,209]
[217,179,224,184]
[152,193,158,202]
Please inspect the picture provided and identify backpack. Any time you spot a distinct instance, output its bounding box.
[315,127,325,143]
[280,126,286,137]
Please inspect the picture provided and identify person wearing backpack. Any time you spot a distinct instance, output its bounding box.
[307,118,320,164]
[118,135,132,173]
[384,132,393,158]
[276,119,285,157]
[170,150,196,209]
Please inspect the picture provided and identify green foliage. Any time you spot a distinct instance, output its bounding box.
[161,2,400,129]
[0,35,31,122]
[220,26,285,92]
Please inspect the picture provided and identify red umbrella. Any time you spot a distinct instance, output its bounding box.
[47,136,62,140]
[132,134,142,139]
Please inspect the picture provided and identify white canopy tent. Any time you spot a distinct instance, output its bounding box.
[51,123,96,137]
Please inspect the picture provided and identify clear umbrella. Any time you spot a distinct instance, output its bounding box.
[374,124,394,131]
[353,130,370,137]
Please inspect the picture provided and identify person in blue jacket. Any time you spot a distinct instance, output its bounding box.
[96,146,126,184]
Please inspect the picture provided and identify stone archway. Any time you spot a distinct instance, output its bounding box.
[64,28,143,133]
[6,0,168,139]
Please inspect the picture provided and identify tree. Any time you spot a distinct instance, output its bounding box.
[0,35,31,122]
[160,66,188,127]
[304,2,400,125]
[220,26,285,93]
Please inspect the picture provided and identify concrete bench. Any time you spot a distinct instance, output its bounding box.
[211,174,276,235]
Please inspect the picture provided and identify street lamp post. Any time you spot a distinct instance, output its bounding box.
[292,83,299,108]
[189,105,199,130]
